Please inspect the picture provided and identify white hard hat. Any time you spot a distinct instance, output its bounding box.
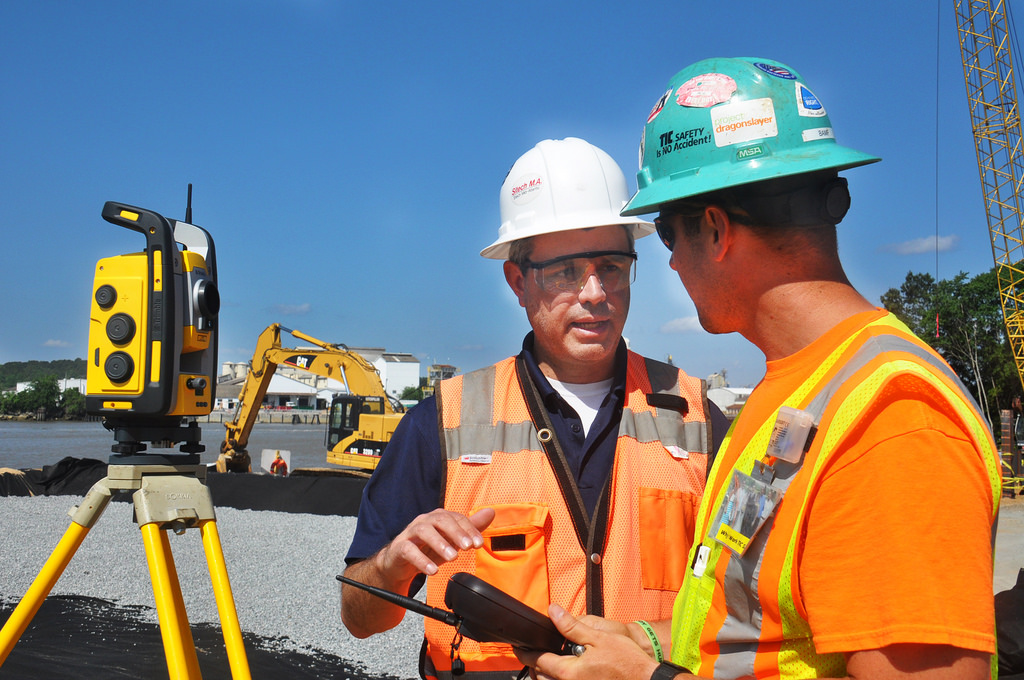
[480,137,655,259]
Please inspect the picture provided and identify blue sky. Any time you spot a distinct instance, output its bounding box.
[0,1,1000,388]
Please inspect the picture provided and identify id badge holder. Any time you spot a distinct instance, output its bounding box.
[707,468,783,556]
[707,406,815,556]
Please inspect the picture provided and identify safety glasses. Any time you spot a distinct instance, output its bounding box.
[523,250,637,294]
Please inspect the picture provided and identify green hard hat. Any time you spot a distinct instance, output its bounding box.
[622,57,880,216]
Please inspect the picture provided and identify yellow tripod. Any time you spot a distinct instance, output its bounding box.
[0,463,251,679]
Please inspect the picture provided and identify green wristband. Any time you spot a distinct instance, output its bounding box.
[634,620,664,663]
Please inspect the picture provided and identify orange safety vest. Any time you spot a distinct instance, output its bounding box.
[422,352,711,680]
[671,314,1002,679]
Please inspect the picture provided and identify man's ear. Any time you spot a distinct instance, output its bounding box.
[504,260,528,308]
[703,205,736,263]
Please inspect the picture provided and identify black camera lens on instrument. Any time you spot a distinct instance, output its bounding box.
[95,284,117,309]
[106,313,136,344]
[195,280,220,319]
[104,351,134,383]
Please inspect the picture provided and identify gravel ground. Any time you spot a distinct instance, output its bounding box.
[1,494,1022,679]
[0,495,424,679]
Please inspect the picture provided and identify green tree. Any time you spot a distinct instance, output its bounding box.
[21,374,62,418]
[61,387,87,419]
[881,268,1018,428]
[0,359,85,391]
[0,390,24,415]
[399,385,421,401]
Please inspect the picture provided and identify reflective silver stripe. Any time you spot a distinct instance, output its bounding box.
[442,365,545,460]
[444,420,541,460]
[443,360,710,458]
[806,334,978,422]
[620,410,708,452]
[639,357,710,453]
[711,330,979,679]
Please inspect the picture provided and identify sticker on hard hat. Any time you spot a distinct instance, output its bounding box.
[509,173,544,205]
[796,83,827,117]
[653,127,713,159]
[754,62,797,80]
[675,73,736,108]
[711,98,778,148]
[802,127,835,142]
[647,89,673,123]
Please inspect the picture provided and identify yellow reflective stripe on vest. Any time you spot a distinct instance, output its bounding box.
[671,316,872,673]
[775,357,999,678]
[672,317,999,678]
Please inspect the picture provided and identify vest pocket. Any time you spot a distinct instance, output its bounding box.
[638,487,698,591]
[472,503,551,617]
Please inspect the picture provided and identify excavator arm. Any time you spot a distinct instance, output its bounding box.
[220,324,404,472]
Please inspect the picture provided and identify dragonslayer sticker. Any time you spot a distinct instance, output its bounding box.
[647,89,673,123]
[711,97,778,148]
[675,73,736,108]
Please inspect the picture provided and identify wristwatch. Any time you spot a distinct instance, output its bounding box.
[650,661,690,680]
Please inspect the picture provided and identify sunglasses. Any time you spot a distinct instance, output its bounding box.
[653,214,677,251]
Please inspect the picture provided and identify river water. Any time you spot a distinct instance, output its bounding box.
[0,419,331,472]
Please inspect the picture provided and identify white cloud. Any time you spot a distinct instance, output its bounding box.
[271,302,311,316]
[660,317,703,334]
[43,339,71,347]
[880,234,959,255]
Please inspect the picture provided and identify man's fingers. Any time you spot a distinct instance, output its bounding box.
[548,604,587,642]
[469,507,496,539]
[381,509,489,577]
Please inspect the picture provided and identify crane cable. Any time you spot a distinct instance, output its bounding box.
[936,0,942,338]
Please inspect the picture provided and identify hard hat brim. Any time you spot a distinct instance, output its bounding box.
[622,144,880,217]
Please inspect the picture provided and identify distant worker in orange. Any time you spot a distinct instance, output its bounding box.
[340,137,729,679]
[270,451,288,476]
[515,57,1002,680]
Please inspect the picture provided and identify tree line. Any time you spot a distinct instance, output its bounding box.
[0,358,85,391]
[881,267,1019,429]
[0,359,87,419]
[0,374,87,419]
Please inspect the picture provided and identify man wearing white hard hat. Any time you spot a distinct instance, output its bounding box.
[341,138,727,680]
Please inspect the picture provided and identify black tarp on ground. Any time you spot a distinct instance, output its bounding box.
[0,595,399,680]
[0,457,367,516]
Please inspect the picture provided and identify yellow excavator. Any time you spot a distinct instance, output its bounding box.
[219,324,405,473]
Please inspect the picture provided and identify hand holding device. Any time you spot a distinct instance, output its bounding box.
[336,571,584,655]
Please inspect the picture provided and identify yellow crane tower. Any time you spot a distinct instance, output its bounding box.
[955,0,1024,490]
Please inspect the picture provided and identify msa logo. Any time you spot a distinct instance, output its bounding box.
[737,145,765,161]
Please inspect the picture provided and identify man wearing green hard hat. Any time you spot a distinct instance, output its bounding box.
[517,58,1001,680]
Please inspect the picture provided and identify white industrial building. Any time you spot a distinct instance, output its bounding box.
[14,378,87,393]
[708,386,752,420]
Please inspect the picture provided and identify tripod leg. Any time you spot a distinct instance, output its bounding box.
[141,522,202,679]
[0,479,113,667]
[200,520,252,680]
[0,521,90,665]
